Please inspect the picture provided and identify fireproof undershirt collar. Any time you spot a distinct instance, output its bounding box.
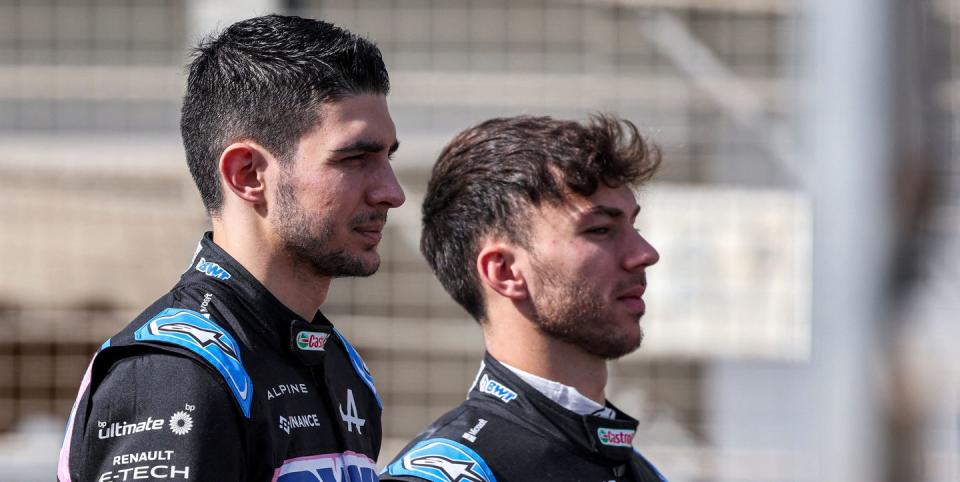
[499,360,617,420]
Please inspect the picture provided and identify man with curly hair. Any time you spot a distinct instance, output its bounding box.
[382,115,667,481]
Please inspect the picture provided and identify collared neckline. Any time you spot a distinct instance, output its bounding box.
[179,232,384,407]
[499,360,617,420]
[469,353,641,461]
[180,232,320,354]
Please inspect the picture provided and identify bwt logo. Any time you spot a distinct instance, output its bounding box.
[195,258,232,280]
[276,466,378,482]
[478,374,517,403]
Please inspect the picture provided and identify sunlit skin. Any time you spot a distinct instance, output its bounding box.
[211,94,405,320]
[478,184,659,404]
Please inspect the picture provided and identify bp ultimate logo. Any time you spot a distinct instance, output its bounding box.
[477,374,517,403]
[597,427,635,447]
[97,407,194,440]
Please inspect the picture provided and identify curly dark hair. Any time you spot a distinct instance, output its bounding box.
[180,14,390,215]
[421,114,662,321]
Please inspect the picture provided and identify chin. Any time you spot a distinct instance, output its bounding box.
[624,329,642,345]
[620,326,644,349]
[616,313,643,329]
[356,254,381,277]
[592,332,642,360]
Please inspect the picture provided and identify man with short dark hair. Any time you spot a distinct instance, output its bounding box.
[382,115,667,481]
[58,15,403,481]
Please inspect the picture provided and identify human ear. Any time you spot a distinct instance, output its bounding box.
[476,243,528,301]
[219,142,268,205]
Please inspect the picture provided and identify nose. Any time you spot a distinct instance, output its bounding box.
[623,230,659,272]
[368,161,406,208]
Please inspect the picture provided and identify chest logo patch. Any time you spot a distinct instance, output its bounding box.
[339,388,366,434]
[266,383,309,401]
[278,413,322,435]
[168,411,193,436]
[296,330,330,351]
[597,427,636,447]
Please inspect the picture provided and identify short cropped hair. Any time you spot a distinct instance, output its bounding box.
[180,14,390,215]
[421,114,661,321]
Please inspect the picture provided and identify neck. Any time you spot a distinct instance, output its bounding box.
[483,307,608,404]
[211,217,331,321]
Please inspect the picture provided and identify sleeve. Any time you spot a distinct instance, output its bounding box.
[380,438,497,482]
[71,352,246,482]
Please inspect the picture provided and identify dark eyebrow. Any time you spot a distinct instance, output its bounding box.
[582,204,641,220]
[333,139,400,155]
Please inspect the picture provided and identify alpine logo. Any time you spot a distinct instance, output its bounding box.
[409,456,485,482]
[296,331,330,351]
[156,322,238,359]
[478,374,517,403]
[339,389,366,434]
[267,383,309,400]
[597,427,635,447]
[195,257,231,280]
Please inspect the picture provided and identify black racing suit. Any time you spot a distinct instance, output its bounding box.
[58,232,383,482]
[381,353,667,482]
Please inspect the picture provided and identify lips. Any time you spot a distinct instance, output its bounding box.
[618,285,646,298]
[616,285,647,313]
[353,223,384,244]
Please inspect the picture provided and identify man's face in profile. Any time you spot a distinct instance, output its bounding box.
[271,94,405,278]
[522,184,659,359]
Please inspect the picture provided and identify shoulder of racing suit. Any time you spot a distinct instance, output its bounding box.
[96,285,253,418]
[380,403,498,482]
[67,350,246,482]
[381,354,669,482]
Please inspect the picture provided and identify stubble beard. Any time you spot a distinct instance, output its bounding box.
[274,177,380,278]
[528,255,643,360]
